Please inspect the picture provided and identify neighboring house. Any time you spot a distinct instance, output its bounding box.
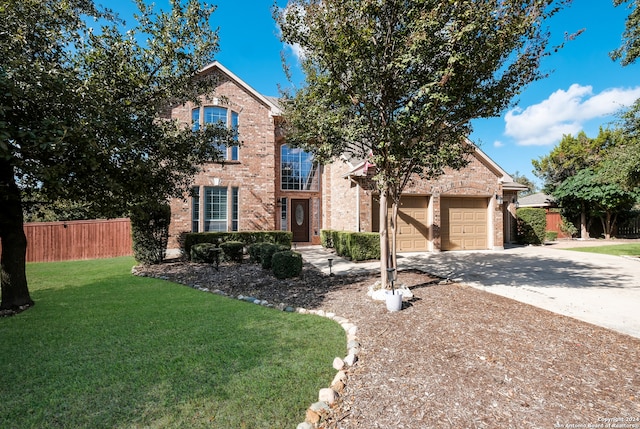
[517,192,557,211]
[168,62,527,251]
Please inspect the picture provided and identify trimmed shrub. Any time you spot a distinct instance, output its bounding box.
[220,241,244,263]
[184,231,292,261]
[516,208,546,245]
[348,232,380,261]
[190,243,221,264]
[130,202,171,265]
[545,231,558,242]
[247,242,263,263]
[272,250,303,279]
[334,231,349,257]
[320,230,334,248]
[260,243,290,269]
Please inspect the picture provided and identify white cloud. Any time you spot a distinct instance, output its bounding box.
[493,140,504,148]
[504,84,640,146]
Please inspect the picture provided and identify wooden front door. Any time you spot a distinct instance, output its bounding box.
[291,199,310,242]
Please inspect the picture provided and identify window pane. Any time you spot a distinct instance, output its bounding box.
[231,111,239,160]
[191,186,200,232]
[204,106,227,126]
[204,187,227,232]
[280,197,288,230]
[192,108,200,131]
[231,187,239,231]
[281,145,319,191]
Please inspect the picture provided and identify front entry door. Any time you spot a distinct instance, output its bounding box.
[291,199,310,242]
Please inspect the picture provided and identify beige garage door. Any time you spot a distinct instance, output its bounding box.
[441,197,488,250]
[394,196,429,252]
[373,196,429,252]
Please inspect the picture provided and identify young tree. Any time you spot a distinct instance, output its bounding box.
[275,0,570,284]
[511,171,538,197]
[0,0,233,311]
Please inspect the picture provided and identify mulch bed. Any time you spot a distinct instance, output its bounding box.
[136,259,640,429]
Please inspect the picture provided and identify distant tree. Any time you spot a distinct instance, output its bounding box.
[511,171,538,197]
[601,100,640,190]
[276,0,570,284]
[611,0,640,65]
[0,0,234,312]
[553,169,638,239]
[533,129,624,238]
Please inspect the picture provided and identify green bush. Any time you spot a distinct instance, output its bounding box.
[545,231,558,242]
[130,202,171,265]
[348,232,380,261]
[320,230,333,248]
[247,243,262,263]
[260,243,290,269]
[516,208,546,245]
[190,243,221,264]
[220,241,244,263]
[320,229,380,261]
[272,250,303,279]
[184,231,292,261]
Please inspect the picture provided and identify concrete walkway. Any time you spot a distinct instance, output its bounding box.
[297,243,640,339]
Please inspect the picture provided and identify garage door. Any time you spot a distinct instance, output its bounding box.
[372,196,429,252]
[394,197,429,252]
[441,197,488,250]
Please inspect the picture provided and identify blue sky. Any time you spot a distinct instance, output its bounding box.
[107,0,640,187]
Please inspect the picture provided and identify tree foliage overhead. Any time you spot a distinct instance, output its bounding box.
[1,0,233,311]
[611,0,640,65]
[275,0,570,281]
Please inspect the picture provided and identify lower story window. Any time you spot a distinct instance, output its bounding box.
[192,186,239,232]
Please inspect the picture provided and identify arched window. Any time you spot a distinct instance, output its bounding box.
[191,106,239,161]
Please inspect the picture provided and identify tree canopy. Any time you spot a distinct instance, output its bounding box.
[0,0,233,311]
[611,0,640,65]
[276,0,570,282]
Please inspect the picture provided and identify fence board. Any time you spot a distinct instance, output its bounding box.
[545,212,571,239]
[0,219,133,263]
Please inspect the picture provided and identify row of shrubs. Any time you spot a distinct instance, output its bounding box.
[182,231,292,259]
[320,229,380,261]
[186,231,302,279]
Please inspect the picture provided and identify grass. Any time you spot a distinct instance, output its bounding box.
[0,257,345,429]
[564,243,640,256]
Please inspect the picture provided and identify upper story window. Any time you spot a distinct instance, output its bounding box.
[281,144,320,191]
[192,106,239,161]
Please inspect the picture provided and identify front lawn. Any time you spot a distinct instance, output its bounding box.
[563,243,640,256]
[0,257,345,429]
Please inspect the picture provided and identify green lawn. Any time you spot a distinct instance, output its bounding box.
[564,243,640,256]
[0,257,345,429]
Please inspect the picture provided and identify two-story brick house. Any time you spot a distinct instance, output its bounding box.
[168,62,525,251]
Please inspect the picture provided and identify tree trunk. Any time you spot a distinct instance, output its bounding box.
[0,160,34,311]
[580,206,590,239]
[379,190,389,287]
[390,200,398,273]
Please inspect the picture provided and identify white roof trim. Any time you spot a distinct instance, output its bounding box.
[199,61,282,116]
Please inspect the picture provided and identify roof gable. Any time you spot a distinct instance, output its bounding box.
[199,61,282,116]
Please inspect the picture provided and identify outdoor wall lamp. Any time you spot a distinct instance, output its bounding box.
[495,194,504,205]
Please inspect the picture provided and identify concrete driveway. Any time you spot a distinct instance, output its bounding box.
[398,244,640,339]
[299,242,640,339]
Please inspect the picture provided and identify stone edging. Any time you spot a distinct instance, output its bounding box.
[132,267,358,429]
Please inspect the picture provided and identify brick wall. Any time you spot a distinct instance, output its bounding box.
[168,69,278,248]
[325,150,508,250]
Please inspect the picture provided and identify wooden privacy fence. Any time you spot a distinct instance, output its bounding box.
[545,212,571,239]
[0,218,133,263]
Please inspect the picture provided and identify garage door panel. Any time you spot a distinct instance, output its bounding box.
[441,198,489,251]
